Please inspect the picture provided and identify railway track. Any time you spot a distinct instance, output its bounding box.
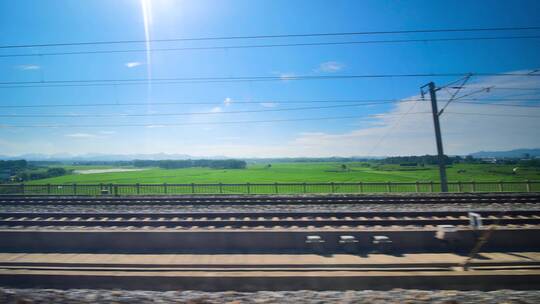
[1,194,540,291]
[1,193,539,206]
[1,210,540,228]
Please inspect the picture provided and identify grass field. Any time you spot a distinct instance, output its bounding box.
[25,162,540,184]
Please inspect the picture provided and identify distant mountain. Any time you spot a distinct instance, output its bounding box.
[0,153,220,161]
[2,150,539,161]
[469,148,540,158]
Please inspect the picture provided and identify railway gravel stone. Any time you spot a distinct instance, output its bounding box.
[2,203,539,213]
[1,288,540,303]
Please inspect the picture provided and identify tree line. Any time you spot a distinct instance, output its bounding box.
[0,160,28,171]
[133,159,247,169]
[0,160,67,182]
[15,167,67,181]
[376,155,540,167]
[378,155,455,166]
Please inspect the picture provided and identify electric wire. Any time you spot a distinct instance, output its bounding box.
[3,25,540,49]
[1,72,538,89]
[2,35,539,58]
[0,112,432,128]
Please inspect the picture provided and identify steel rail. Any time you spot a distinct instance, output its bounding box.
[1,210,539,228]
[2,210,540,218]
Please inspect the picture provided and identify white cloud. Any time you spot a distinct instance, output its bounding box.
[65,131,116,138]
[210,106,222,113]
[145,125,166,128]
[284,71,540,156]
[125,62,143,68]
[279,73,296,81]
[260,102,278,108]
[17,64,40,70]
[317,61,344,73]
[224,97,233,106]
[4,69,539,158]
[176,70,539,158]
[65,133,98,138]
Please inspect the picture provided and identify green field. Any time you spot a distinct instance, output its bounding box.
[26,162,540,184]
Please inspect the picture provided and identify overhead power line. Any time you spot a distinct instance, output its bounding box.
[2,35,539,58]
[486,92,540,99]
[0,102,407,118]
[2,97,538,109]
[445,112,540,118]
[3,99,537,118]
[0,98,405,108]
[453,101,540,107]
[0,112,432,128]
[437,81,540,113]
[1,72,538,89]
[0,110,537,128]
[438,74,472,114]
[366,99,421,156]
[484,87,540,91]
[450,86,495,102]
[2,25,540,49]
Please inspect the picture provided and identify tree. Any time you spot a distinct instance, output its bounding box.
[0,160,27,171]
[46,167,67,177]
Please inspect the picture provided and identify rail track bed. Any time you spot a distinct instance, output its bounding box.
[1,210,540,229]
[3,193,540,213]
[1,194,540,291]
[1,193,539,206]
[4,202,540,213]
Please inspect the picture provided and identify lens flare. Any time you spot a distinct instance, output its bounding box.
[140,0,153,98]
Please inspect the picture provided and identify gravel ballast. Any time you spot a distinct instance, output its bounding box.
[1,288,540,303]
[1,202,539,213]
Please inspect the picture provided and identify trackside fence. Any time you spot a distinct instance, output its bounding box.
[0,181,538,196]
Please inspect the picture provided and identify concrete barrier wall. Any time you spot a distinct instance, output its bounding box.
[2,229,539,253]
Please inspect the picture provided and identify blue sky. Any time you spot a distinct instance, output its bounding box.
[1,0,539,157]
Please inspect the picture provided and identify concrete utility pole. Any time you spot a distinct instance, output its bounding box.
[425,82,449,192]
